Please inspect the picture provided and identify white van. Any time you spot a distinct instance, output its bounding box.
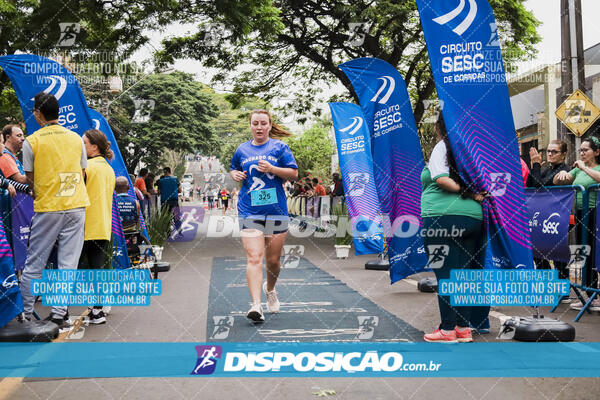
[183,173,194,184]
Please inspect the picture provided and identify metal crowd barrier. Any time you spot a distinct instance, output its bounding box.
[286,195,345,219]
[525,184,600,321]
[568,183,600,321]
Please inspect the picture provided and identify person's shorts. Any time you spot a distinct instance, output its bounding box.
[238,216,289,236]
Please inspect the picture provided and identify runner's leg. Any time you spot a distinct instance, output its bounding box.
[264,232,287,291]
[241,230,266,305]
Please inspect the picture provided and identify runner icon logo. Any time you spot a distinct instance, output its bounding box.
[282,245,304,268]
[58,22,80,47]
[568,245,591,269]
[56,172,80,197]
[191,345,222,375]
[422,99,444,124]
[426,245,449,269]
[170,206,203,242]
[204,173,226,185]
[210,316,234,340]
[356,316,379,339]
[489,172,511,197]
[487,22,500,47]
[132,99,155,123]
[347,173,369,197]
[345,22,370,47]
[201,23,225,46]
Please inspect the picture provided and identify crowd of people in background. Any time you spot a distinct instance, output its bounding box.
[284,172,344,199]
[3,92,189,329]
[512,137,600,311]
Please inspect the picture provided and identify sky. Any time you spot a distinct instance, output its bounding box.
[137,1,600,81]
[132,0,600,130]
[515,0,600,73]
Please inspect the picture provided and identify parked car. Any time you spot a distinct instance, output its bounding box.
[183,173,194,184]
[181,181,193,201]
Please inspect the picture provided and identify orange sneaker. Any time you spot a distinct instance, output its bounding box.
[454,327,473,343]
[424,328,458,343]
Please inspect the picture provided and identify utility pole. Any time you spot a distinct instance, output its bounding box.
[560,0,586,163]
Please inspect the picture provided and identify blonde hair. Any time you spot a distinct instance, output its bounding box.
[249,109,291,139]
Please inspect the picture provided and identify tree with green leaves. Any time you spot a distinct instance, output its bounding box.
[158,0,540,124]
[104,71,219,172]
[286,120,334,180]
[0,0,190,134]
[0,0,190,95]
[0,87,21,124]
[0,0,183,58]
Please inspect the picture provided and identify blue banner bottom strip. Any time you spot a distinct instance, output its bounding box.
[0,342,599,378]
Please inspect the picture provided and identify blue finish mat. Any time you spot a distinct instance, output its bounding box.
[207,257,424,342]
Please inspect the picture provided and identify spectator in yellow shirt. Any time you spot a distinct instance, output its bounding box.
[19,93,89,328]
[78,129,116,324]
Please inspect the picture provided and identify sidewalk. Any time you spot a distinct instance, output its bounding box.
[6,206,600,399]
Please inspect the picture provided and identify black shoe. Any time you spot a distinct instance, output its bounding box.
[87,309,107,325]
[44,313,71,329]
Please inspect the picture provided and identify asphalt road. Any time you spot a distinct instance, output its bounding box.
[3,161,600,399]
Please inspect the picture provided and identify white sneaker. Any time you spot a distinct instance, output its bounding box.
[589,298,600,312]
[246,303,265,322]
[570,298,600,311]
[102,306,112,315]
[263,282,280,313]
[570,301,585,310]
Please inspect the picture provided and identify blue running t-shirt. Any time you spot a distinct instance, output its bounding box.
[158,175,180,203]
[230,138,297,219]
[115,193,138,229]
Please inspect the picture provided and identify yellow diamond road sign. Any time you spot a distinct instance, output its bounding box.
[555,89,600,137]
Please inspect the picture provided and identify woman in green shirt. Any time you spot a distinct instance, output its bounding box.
[554,137,600,310]
[422,118,488,343]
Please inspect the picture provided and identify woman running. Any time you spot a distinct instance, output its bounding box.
[230,110,298,322]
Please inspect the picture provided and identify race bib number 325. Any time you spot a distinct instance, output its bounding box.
[251,188,277,206]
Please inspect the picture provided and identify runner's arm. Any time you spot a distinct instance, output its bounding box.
[258,160,297,181]
[271,165,298,181]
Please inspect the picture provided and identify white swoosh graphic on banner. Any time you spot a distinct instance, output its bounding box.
[432,0,477,36]
[340,117,363,136]
[369,76,395,104]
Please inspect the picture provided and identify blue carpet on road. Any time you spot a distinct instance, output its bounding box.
[207,257,424,342]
